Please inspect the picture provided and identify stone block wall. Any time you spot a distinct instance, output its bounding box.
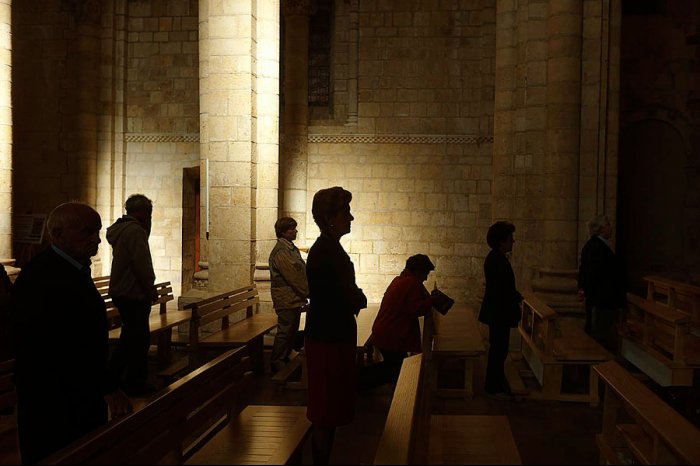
[119,0,200,297]
[305,139,493,304]
[301,0,496,304]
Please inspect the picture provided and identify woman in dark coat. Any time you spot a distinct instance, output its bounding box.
[305,186,367,465]
[478,221,522,398]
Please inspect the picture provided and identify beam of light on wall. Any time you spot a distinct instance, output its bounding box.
[205,158,209,240]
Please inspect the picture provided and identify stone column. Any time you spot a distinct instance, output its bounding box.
[531,1,584,316]
[199,0,257,292]
[70,1,101,205]
[281,0,310,242]
[0,0,11,259]
[95,0,127,277]
[254,0,281,313]
[579,0,620,247]
[543,0,582,269]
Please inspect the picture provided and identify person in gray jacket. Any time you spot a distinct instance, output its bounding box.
[269,217,309,374]
[107,194,157,396]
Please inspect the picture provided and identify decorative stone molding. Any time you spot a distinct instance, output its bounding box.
[307,134,494,145]
[283,0,311,16]
[125,134,200,143]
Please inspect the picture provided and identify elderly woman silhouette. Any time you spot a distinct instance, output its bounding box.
[304,187,367,465]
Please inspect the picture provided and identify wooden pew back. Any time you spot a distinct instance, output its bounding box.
[594,360,700,465]
[42,347,253,465]
[373,353,426,465]
[184,285,275,374]
[186,284,259,334]
[644,274,700,327]
[620,292,699,386]
[519,291,558,358]
[93,277,175,323]
[519,291,609,404]
[153,281,175,313]
[624,292,691,365]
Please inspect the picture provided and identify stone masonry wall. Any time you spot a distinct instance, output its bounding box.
[303,0,496,305]
[123,0,199,297]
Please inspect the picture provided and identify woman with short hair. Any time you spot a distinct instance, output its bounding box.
[305,186,367,465]
[478,220,522,399]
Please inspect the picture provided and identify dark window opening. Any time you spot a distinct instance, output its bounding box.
[308,1,332,107]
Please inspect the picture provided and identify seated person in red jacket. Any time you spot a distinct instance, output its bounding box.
[358,254,443,391]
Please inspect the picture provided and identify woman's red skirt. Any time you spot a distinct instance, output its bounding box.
[304,335,357,427]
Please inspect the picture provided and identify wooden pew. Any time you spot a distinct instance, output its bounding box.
[519,291,610,404]
[184,284,277,374]
[41,347,254,464]
[644,274,700,330]
[620,292,699,386]
[430,305,486,398]
[185,405,311,464]
[594,360,700,465]
[428,415,522,465]
[95,277,191,366]
[374,312,522,465]
[373,353,428,465]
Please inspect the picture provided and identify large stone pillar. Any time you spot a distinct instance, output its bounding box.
[70,2,101,205]
[199,0,257,292]
[253,0,281,312]
[543,0,582,269]
[281,0,309,242]
[531,1,584,316]
[0,0,11,259]
[95,0,127,277]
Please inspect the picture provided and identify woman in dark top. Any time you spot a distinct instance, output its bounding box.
[305,186,367,465]
[478,221,522,399]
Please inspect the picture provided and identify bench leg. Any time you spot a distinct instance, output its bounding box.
[542,364,563,399]
[588,369,599,407]
[250,337,265,375]
[156,332,172,364]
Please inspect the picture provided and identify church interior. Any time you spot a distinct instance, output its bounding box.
[1,0,700,464]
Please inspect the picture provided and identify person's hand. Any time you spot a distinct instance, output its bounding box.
[105,389,133,419]
[577,289,585,302]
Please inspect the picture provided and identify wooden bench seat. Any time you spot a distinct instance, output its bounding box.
[42,347,253,464]
[431,305,486,399]
[428,415,521,464]
[594,360,700,465]
[185,284,276,374]
[373,353,427,465]
[621,292,698,386]
[184,405,311,465]
[519,291,610,404]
